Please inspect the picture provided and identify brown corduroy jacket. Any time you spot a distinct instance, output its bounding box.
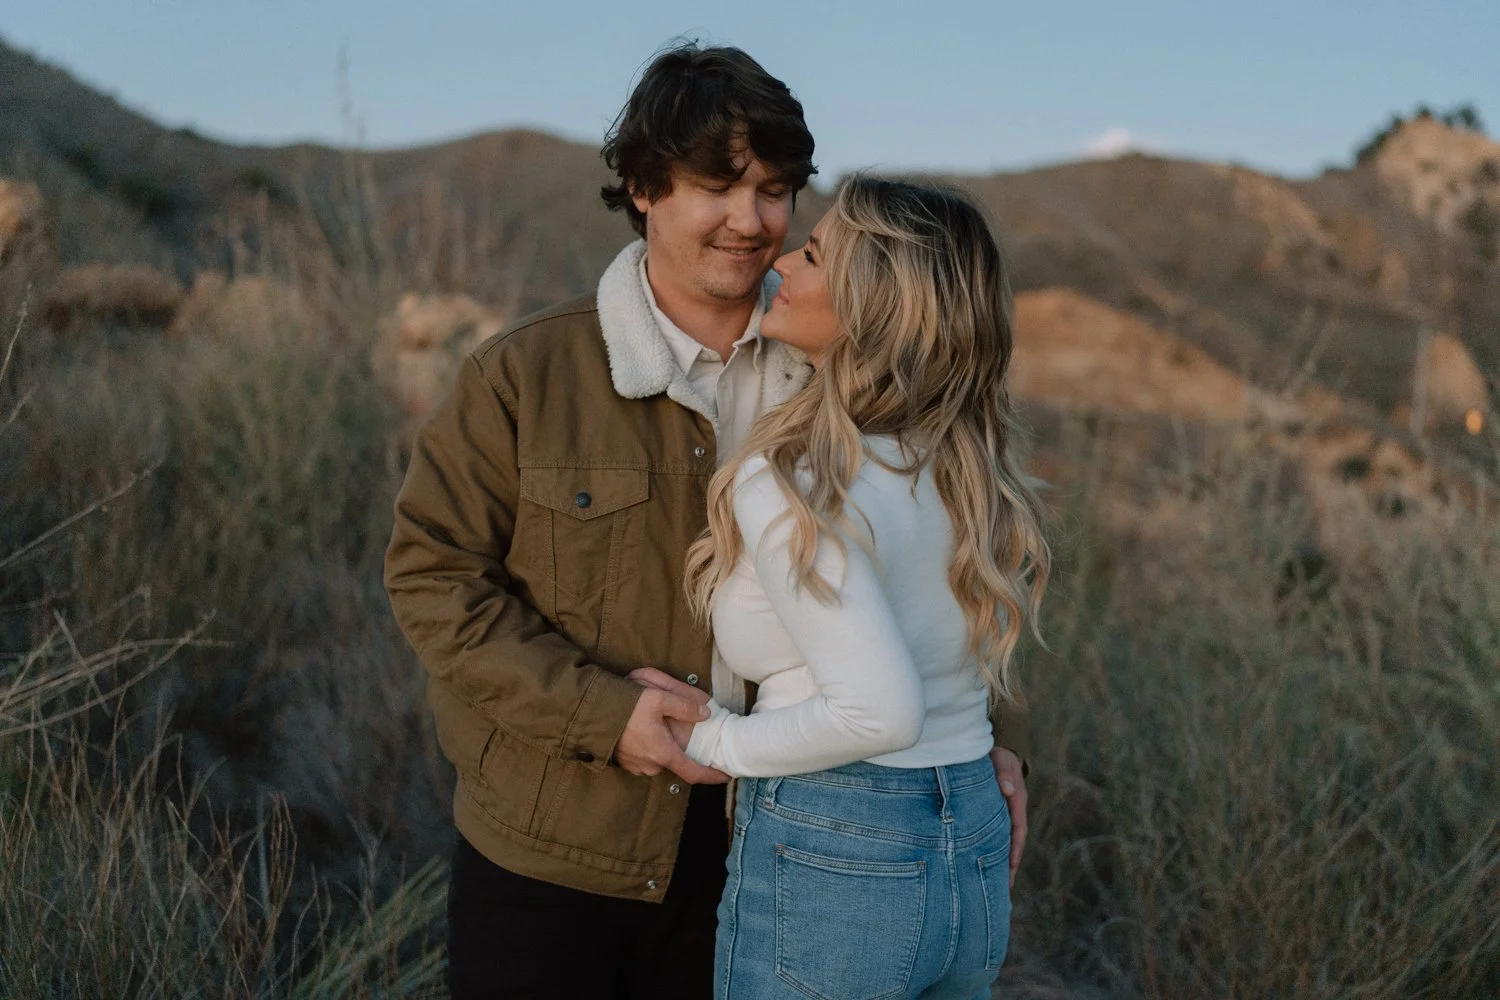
[384,243,1031,902]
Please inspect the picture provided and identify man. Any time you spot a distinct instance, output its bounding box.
[384,42,1030,999]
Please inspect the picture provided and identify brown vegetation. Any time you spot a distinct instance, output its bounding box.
[41,261,183,331]
[168,270,311,339]
[372,292,508,430]
[0,177,44,264]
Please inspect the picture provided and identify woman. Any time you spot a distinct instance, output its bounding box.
[648,176,1049,998]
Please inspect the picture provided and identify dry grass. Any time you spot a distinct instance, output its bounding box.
[0,147,1496,996]
[1001,415,1500,998]
[40,261,183,331]
[0,293,447,996]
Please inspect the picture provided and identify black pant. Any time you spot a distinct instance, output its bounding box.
[447,783,728,999]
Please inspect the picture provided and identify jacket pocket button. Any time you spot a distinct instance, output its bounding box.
[669,783,682,795]
[572,750,595,763]
[574,491,592,509]
[693,446,707,458]
[685,673,699,685]
[646,879,658,891]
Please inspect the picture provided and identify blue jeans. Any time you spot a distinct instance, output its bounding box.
[715,757,1012,1000]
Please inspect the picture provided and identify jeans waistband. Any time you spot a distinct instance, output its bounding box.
[779,755,996,794]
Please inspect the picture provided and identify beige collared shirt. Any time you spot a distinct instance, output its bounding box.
[639,256,767,466]
[640,256,773,718]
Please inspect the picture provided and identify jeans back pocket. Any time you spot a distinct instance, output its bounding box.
[774,844,926,1000]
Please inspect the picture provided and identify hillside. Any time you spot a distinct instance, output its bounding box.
[1,35,1495,416]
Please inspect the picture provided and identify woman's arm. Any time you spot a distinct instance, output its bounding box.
[684,460,926,777]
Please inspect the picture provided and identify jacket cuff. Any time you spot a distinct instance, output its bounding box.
[560,669,644,771]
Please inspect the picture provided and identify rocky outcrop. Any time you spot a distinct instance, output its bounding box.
[1012,287,1477,581]
[1011,288,1292,423]
[1371,118,1500,239]
[1416,332,1490,430]
[1212,164,1338,275]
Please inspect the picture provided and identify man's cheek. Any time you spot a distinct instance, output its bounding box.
[766,202,794,237]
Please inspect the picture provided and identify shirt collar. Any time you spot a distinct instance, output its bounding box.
[639,255,767,374]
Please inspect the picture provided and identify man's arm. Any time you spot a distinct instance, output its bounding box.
[990,692,1031,887]
[990,698,1030,773]
[386,355,678,773]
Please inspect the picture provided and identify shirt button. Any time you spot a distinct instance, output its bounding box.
[693,446,707,458]
[646,879,658,891]
[669,783,682,795]
[685,673,699,685]
[574,491,592,509]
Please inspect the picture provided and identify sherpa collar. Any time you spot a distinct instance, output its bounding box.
[596,240,812,421]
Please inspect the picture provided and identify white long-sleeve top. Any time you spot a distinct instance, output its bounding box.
[684,436,996,777]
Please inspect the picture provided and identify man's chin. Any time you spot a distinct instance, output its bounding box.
[702,268,770,303]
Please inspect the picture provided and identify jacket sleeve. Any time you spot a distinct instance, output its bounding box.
[990,697,1031,775]
[384,355,643,771]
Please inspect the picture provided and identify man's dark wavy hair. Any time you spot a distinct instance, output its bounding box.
[601,43,817,237]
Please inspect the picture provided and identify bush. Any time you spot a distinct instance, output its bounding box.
[1,302,448,996]
[1002,417,1500,998]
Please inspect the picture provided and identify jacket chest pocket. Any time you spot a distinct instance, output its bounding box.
[518,467,650,605]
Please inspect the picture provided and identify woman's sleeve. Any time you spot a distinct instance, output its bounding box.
[684,460,926,777]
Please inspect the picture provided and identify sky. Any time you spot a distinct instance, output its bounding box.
[3,1,1498,183]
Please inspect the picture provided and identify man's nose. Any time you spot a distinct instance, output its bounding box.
[724,188,764,237]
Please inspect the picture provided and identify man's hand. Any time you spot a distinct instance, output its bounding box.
[627,668,711,754]
[615,672,727,785]
[629,667,709,706]
[990,746,1028,888]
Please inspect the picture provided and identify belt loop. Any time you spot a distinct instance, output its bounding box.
[761,776,783,808]
[935,766,954,823]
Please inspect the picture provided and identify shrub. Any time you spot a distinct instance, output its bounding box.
[1001,416,1500,998]
[1,302,448,996]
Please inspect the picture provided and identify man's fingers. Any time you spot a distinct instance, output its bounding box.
[993,749,1023,789]
[989,746,1029,888]
[616,757,661,777]
[629,667,709,705]
[1008,788,1029,887]
[628,667,672,688]
[658,692,713,723]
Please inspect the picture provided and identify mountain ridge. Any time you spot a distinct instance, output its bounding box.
[1,35,1495,417]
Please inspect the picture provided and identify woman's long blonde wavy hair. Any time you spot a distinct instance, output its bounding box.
[684,176,1050,705]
